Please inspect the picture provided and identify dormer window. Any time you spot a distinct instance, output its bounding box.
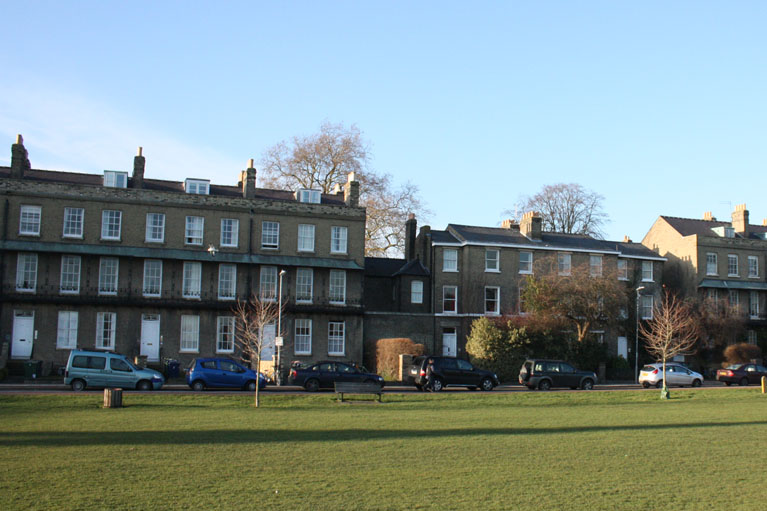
[296,189,321,204]
[103,171,128,188]
[185,179,210,195]
[725,227,735,238]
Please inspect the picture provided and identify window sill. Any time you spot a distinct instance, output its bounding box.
[294,352,312,356]
[19,233,41,237]
[518,271,533,275]
[62,236,84,240]
[485,269,501,273]
[179,349,199,354]
[328,353,346,357]
[101,238,122,242]
[641,279,654,283]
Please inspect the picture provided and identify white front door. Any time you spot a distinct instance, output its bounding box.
[442,329,457,357]
[617,336,628,359]
[12,311,35,360]
[140,315,161,361]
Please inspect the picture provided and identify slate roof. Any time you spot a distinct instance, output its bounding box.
[661,216,767,240]
[364,257,430,277]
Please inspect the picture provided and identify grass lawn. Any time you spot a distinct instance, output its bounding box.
[1,388,766,511]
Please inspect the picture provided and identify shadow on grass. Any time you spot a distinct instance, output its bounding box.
[2,420,765,447]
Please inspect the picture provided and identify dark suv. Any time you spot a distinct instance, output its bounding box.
[518,359,596,390]
[409,356,500,392]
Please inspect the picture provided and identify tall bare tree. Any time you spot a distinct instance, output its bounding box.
[260,122,429,256]
[506,183,608,238]
[639,291,700,398]
[234,294,284,408]
[521,263,628,342]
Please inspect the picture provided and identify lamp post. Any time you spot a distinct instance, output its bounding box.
[635,286,646,383]
[275,269,287,386]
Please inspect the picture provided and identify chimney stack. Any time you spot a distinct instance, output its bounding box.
[10,134,31,178]
[732,203,749,236]
[132,146,145,189]
[241,159,256,199]
[405,214,417,261]
[520,211,542,240]
[501,219,518,229]
[623,235,632,243]
[703,211,717,221]
[344,172,360,207]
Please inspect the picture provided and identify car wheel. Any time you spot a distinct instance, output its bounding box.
[71,379,86,392]
[725,381,732,386]
[581,379,594,390]
[641,382,650,389]
[431,378,444,392]
[538,379,551,391]
[137,380,152,391]
[245,380,258,392]
[692,379,702,387]
[480,378,494,391]
[739,377,749,386]
[304,379,320,392]
[655,381,663,389]
[192,380,205,391]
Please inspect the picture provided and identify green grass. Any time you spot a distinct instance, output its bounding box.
[1,389,766,511]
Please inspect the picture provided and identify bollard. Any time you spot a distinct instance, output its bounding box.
[104,388,123,408]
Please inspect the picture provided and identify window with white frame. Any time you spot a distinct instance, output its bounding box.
[750,291,759,319]
[296,268,313,303]
[642,261,654,282]
[485,249,499,272]
[19,205,41,235]
[590,255,603,277]
[485,287,500,315]
[60,255,81,294]
[298,224,315,252]
[294,318,312,355]
[98,257,119,295]
[63,207,84,238]
[728,254,738,276]
[96,312,116,349]
[411,280,424,304]
[180,315,200,352]
[331,226,348,254]
[519,251,533,274]
[328,321,345,355]
[706,253,718,275]
[185,216,204,245]
[748,330,758,345]
[329,270,346,304]
[101,210,122,240]
[617,259,628,280]
[185,179,210,195]
[218,264,237,300]
[56,311,78,349]
[143,260,162,297]
[220,218,239,247]
[261,221,280,249]
[748,256,759,278]
[443,286,457,313]
[559,253,572,276]
[640,295,654,320]
[183,262,202,299]
[443,249,458,272]
[259,266,278,301]
[729,289,739,308]
[145,213,165,243]
[16,253,37,292]
[216,316,235,353]
[297,189,321,204]
[103,170,128,188]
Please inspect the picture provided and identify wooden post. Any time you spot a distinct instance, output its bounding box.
[104,388,123,408]
[762,376,766,394]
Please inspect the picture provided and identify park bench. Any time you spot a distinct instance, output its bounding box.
[334,381,383,403]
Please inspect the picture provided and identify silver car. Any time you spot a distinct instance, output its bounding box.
[639,363,703,388]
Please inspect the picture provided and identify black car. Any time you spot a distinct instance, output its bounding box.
[288,361,385,391]
[409,356,500,392]
[518,359,597,390]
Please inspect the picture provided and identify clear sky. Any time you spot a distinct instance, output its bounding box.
[2,1,766,243]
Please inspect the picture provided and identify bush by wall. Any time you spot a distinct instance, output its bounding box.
[723,343,763,365]
[374,338,426,381]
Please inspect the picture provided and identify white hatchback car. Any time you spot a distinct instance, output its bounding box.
[639,363,703,388]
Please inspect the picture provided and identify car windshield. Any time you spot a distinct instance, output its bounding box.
[640,366,656,372]
[725,364,744,370]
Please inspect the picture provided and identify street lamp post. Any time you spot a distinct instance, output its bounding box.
[635,286,646,383]
[275,269,287,386]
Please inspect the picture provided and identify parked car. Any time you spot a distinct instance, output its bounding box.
[288,361,384,391]
[186,358,267,391]
[518,359,597,390]
[639,363,703,388]
[716,363,767,386]
[409,356,500,392]
[64,349,165,391]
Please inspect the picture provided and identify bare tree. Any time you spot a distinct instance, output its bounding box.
[639,291,700,398]
[505,183,608,238]
[260,122,429,256]
[521,263,628,342]
[234,294,284,408]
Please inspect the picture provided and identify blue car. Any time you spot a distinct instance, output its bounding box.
[186,358,267,391]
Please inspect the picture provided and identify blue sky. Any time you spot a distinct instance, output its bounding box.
[2,1,766,243]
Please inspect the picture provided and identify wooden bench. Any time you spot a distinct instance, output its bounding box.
[334,381,383,403]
